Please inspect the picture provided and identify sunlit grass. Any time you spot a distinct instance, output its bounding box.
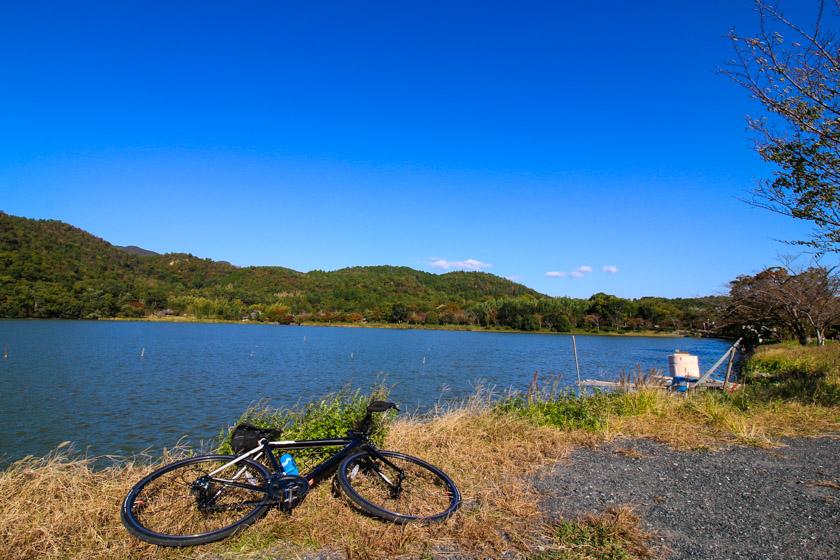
[534,507,655,560]
[2,343,838,559]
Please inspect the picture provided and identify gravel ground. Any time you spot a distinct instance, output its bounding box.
[535,437,840,560]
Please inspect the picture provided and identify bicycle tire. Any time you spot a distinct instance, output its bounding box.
[121,454,272,546]
[337,450,460,524]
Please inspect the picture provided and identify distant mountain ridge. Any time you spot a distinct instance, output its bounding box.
[115,245,159,257]
[0,211,544,320]
[0,211,722,332]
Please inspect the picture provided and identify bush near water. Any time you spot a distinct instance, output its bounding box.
[216,388,392,469]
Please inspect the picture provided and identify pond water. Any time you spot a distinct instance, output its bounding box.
[0,320,730,464]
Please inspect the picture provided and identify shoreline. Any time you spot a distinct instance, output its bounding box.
[95,315,691,338]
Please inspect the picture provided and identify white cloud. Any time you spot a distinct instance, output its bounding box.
[603,265,619,274]
[569,265,592,278]
[428,258,491,271]
[505,275,522,281]
[547,265,593,279]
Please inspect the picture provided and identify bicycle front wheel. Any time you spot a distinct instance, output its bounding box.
[121,454,272,546]
[337,450,460,523]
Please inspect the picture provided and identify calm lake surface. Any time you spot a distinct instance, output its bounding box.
[0,320,730,465]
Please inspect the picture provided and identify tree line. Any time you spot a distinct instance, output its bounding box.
[0,212,724,334]
[152,292,725,335]
[2,212,838,342]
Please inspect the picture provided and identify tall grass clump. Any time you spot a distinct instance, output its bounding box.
[494,373,668,433]
[535,507,655,560]
[496,391,608,431]
[217,387,392,468]
[742,342,840,406]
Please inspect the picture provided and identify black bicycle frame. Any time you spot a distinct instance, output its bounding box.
[206,432,405,497]
[264,435,362,486]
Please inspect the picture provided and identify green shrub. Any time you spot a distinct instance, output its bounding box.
[217,387,392,467]
[531,396,607,431]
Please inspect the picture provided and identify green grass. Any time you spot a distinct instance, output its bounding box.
[216,387,392,467]
[533,509,653,560]
[741,342,840,406]
[496,392,608,431]
[495,389,665,432]
[495,344,840,448]
[550,521,633,559]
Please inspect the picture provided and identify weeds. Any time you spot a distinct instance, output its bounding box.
[496,371,673,435]
[496,391,607,431]
[535,507,655,560]
[499,349,840,450]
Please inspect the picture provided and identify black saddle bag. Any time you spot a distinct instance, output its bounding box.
[230,423,281,454]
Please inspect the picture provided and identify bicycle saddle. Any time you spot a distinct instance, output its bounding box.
[367,400,399,413]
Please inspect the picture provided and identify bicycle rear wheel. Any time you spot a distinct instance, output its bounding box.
[337,450,460,523]
[121,454,272,546]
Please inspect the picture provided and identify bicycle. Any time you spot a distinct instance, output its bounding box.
[120,400,461,546]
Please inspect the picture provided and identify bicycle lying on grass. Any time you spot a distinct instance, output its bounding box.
[121,400,461,546]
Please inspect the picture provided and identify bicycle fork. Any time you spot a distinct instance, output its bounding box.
[362,448,406,499]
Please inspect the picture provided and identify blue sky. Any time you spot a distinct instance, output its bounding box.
[0,1,826,298]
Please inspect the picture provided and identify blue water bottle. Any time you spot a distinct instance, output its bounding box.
[280,453,299,476]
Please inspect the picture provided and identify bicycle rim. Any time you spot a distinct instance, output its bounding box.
[121,455,272,546]
[338,450,460,523]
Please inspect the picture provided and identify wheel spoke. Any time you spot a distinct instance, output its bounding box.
[340,452,459,521]
[125,456,270,542]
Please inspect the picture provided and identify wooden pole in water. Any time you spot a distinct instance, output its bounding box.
[722,346,737,391]
[572,335,582,395]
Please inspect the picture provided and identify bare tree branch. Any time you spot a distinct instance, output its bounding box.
[721,261,840,345]
[724,1,840,252]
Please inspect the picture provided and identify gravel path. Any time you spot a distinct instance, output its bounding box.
[535,437,840,560]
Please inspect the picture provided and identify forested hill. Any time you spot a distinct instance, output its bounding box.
[0,212,724,332]
[0,212,543,320]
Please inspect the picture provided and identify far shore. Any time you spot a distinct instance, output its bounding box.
[97,315,691,338]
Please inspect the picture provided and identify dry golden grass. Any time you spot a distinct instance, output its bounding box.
[804,479,840,490]
[2,388,838,559]
[0,449,169,560]
[604,389,840,450]
[0,410,592,560]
